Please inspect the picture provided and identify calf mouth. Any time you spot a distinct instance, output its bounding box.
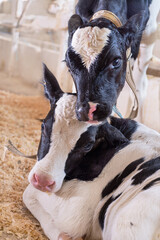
[76,102,112,123]
[91,104,112,122]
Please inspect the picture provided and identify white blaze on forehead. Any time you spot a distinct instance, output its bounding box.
[71,26,111,70]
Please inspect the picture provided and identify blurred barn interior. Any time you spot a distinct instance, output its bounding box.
[0,0,159,130]
[0,1,159,239]
[0,0,76,95]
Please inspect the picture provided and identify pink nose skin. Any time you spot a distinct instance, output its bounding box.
[31,173,55,192]
[88,102,98,122]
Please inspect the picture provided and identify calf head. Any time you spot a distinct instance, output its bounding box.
[29,65,92,193]
[65,10,149,122]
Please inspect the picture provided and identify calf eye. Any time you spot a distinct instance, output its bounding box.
[41,122,45,131]
[84,141,94,152]
[110,58,121,69]
[41,122,47,136]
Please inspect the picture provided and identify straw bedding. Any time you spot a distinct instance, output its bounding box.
[0,90,50,240]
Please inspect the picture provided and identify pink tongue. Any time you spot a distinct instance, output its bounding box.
[88,105,97,121]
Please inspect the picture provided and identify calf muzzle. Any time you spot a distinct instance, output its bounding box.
[76,101,98,122]
[31,173,55,192]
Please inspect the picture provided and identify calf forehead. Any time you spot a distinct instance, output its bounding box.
[71,26,111,69]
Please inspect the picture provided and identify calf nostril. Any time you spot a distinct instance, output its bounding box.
[77,102,89,112]
[77,106,83,114]
[45,181,55,192]
[76,104,89,121]
[34,173,38,183]
[33,173,55,188]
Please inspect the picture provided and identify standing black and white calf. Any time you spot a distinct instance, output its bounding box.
[65,0,160,121]
[24,65,160,240]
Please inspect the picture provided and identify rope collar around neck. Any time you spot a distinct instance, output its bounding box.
[90,10,122,28]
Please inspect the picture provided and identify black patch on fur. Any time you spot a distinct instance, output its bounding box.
[65,126,98,173]
[65,137,128,181]
[66,48,86,73]
[65,118,134,181]
[132,157,160,185]
[142,177,160,190]
[97,121,129,147]
[110,117,138,140]
[65,119,129,181]
[76,0,128,24]
[99,193,122,229]
[43,64,63,103]
[127,0,152,19]
[102,158,144,198]
[37,107,55,161]
[68,14,83,45]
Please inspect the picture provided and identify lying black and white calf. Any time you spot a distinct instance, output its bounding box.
[23,65,160,240]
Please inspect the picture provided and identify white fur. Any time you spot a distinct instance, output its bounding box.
[28,94,90,192]
[103,186,160,240]
[24,93,160,240]
[72,27,111,70]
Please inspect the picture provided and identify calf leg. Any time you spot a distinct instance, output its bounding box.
[132,0,160,122]
[23,184,60,240]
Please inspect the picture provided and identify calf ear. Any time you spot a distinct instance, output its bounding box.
[42,64,63,103]
[119,10,149,59]
[68,14,83,45]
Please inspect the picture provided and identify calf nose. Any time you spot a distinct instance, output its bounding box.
[76,103,89,121]
[76,102,97,121]
[31,173,55,192]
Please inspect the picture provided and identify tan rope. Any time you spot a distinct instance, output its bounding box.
[6,140,37,159]
[90,10,122,27]
[126,50,139,119]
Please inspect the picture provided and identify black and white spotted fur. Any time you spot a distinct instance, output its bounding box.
[65,0,160,121]
[23,65,160,240]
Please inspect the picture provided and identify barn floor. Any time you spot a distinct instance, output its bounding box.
[0,90,49,239]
